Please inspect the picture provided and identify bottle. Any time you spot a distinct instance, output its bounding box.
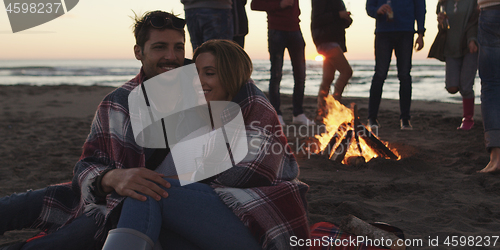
[439,3,450,29]
[386,0,394,22]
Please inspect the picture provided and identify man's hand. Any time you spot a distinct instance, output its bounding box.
[469,41,478,54]
[415,34,424,51]
[280,0,294,9]
[377,4,392,15]
[101,168,171,201]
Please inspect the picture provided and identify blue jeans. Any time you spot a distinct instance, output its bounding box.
[117,179,261,250]
[0,189,98,250]
[268,29,306,116]
[478,8,500,150]
[185,8,234,51]
[368,31,414,120]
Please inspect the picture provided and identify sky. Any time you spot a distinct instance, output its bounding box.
[0,0,439,61]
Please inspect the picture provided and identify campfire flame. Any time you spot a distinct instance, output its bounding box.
[315,96,401,164]
[315,96,353,152]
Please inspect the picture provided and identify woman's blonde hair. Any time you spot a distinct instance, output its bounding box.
[193,40,253,100]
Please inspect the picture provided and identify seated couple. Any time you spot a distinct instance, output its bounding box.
[0,11,310,250]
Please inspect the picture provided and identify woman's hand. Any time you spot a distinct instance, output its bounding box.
[469,41,478,54]
[280,0,293,8]
[437,12,447,25]
[339,10,351,20]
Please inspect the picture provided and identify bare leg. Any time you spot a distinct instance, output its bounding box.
[316,47,353,122]
[330,48,353,100]
[479,147,500,173]
[317,55,336,120]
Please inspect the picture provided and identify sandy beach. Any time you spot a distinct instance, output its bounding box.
[1,85,499,249]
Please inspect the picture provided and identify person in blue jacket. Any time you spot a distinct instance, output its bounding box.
[366,0,426,130]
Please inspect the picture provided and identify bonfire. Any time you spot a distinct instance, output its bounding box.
[313,96,401,165]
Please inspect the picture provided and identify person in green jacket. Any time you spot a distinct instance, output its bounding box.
[432,0,479,130]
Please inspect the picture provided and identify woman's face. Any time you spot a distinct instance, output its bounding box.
[195,52,230,103]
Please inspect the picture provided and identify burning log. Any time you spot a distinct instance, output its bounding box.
[351,103,363,156]
[322,122,349,157]
[358,126,398,160]
[331,130,353,163]
[345,156,366,166]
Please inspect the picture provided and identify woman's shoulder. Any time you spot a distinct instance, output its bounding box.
[233,80,269,107]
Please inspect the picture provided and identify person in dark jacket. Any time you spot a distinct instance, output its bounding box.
[232,0,249,48]
[311,0,353,124]
[366,0,426,130]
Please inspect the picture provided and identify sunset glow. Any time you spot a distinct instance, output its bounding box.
[315,55,325,62]
[0,0,439,60]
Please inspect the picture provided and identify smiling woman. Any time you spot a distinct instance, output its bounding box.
[193,39,253,103]
[194,52,230,103]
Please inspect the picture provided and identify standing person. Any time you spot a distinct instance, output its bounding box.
[366,0,426,130]
[311,0,353,124]
[429,0,479,130]
[477,0,500,173]
[232,0,249,48]
[251,0,315,126]
[181,0,234,51]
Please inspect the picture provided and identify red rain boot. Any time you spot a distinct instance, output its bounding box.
[458,98,474,130]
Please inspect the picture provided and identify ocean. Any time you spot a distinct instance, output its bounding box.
[0,59,481,104]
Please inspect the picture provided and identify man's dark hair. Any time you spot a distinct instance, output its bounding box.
[133,10,186,49]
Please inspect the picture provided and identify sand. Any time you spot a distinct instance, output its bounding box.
[1,85,500,249]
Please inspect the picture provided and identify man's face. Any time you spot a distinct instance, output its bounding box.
[134,28,185,80]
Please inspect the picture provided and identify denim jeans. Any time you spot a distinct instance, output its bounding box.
[478,8,500,149]
[368,31,414,120]
[185,8,234,51]
[0,188,98,250]
[268,29,306,116]
[117,179,261,250]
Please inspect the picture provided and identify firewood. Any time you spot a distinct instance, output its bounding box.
[322,122,348,157]
[351,103,363,155]
[340,215,406,250]
[359,126,398,160]
[330,129,353,162]
[345,156,366,166]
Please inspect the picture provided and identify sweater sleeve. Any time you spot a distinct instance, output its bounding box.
[72,97,120,206]
[72,89,144,206]
[414,0,426,34]
[366,0,380,18]
[312,0,335,26]
[465,3,479,45]
[251,0,281,12]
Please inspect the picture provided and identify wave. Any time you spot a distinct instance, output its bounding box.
[0,59,479,103]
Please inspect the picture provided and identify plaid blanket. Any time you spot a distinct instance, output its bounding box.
[213,81,310,249]
[33,69,310,249]
[34,70,148,241]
